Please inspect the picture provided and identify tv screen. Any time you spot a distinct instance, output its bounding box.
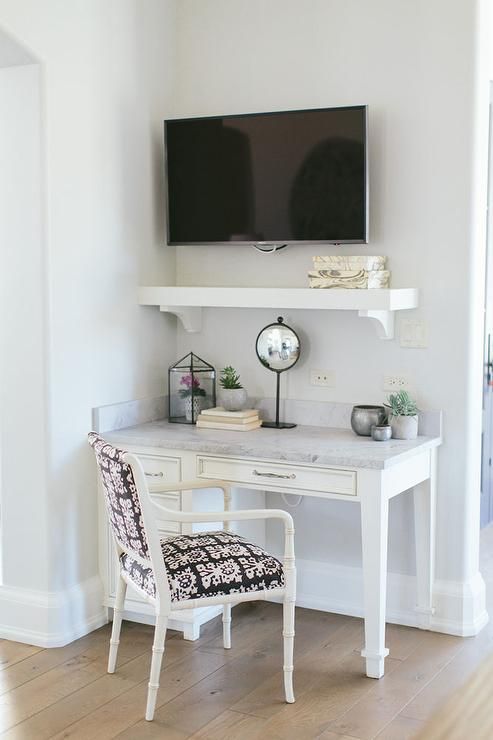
[165,105,368,246]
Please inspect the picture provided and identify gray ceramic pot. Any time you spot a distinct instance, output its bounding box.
[218,388,248,411]
[351,405,386,436]
[371,424,392,442]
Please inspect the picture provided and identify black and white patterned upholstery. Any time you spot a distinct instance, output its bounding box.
[88,433,150,560]
[89,433,284,604]
[120,531,285,602]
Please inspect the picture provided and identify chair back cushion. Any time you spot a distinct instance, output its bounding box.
[88,432,149,560]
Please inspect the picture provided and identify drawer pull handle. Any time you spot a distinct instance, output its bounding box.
[252,469,296,480]
[145,471,164,478]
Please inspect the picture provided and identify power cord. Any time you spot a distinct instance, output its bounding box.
[281,493,303,508]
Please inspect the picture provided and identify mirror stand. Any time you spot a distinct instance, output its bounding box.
[255,316,301,429]
[261,370,296,429]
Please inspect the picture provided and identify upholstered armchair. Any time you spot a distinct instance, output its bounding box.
[88,432,296,721]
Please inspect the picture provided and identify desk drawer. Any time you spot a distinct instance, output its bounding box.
[136,453,181,488]
[197,456,356,497]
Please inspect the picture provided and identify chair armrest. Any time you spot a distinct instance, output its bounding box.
[152,501,296,566]
[149,479,232,514]
[152,499,294,530]
[148,478,230,494]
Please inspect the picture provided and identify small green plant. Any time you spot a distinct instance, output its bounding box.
[386,390,418,417]
[219,366,243,390]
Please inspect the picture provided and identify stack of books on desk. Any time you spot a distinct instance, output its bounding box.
[308,255,390,289]
[197,407,262,431]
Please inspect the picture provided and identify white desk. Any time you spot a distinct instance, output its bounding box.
[104,421,441,679]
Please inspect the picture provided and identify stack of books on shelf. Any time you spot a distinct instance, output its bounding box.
[197,407,262,431]
[308,255,390,289]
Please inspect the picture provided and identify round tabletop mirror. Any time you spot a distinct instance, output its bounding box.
[255,317,300,428]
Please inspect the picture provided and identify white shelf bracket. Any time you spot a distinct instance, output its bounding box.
[160,305,202,333]
[358,309,394,340]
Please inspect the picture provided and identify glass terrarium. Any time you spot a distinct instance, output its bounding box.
[168,352,216,424]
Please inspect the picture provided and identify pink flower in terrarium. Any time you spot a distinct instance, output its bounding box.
[180,373,201,389]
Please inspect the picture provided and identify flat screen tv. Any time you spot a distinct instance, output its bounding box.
[165,105,368,246]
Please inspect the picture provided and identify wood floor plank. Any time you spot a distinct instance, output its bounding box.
[0,621,173,735]
[326,632,465,739]
[0,653,108,733]
[0,622,155,699]
[414,651,493,739]
[375,714,425,739]
[317,733,361,740]
[245,653,398,740]
[114,629,291,738]
[114,613,364,739]
[47,604,282,740]
[0,641,42,671]
[47,648,227,740]
[188,709,267,739]
[231,618,365,719]
[401,623,493,722]
[0,633,107,697]
[3,628,204,740]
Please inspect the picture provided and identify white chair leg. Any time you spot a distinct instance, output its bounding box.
[223,604,232,649]
[283,598,295,703]
[145,615,168,722]
[108,574,127,674]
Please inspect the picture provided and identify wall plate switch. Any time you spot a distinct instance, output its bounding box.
[400,319,428,348]
[310,369,335,387]
[383,375,410,391]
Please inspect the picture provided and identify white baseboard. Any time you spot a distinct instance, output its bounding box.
[0,563,487,647]
[0,575,107,647]
[295,558,489,636]
[432,571,489,636]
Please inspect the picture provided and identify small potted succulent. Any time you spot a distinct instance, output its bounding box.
[179,373,206,421]
[385,390,419,440]
[218,366,248,411]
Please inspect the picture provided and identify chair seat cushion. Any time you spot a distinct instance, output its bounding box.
[120,530,284,603]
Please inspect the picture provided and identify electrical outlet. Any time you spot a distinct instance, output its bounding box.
[383,375,410,392]
[310,369,335,387]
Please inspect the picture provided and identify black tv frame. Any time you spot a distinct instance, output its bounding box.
[164,104,369,247]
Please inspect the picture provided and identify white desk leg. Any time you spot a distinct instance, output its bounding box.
[413,448,437,629]
[360,473,390,678]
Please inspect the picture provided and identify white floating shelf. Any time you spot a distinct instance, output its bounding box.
[138,286,419,340]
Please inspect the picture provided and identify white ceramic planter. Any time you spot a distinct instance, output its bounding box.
[388,414,418,440]
[218,388,248,411]
[184,396,203,422]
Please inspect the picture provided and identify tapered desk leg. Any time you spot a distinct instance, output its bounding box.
[360,473,390,678]
[414,448,437,629]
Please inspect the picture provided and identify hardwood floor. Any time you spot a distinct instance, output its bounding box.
[2,527,493,739]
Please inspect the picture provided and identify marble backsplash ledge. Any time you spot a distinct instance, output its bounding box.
[252,397,353,430]
[92,396,167,434]
[92,395,442,439]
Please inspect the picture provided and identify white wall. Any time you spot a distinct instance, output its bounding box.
[0,1,178,644]
[0,62,50,593]
[173,0,489,626]
[0,0,489,644]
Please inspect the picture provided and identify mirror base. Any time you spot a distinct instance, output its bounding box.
[261,421,297,429]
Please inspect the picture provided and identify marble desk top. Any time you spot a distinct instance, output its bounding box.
[105,420,441,471]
